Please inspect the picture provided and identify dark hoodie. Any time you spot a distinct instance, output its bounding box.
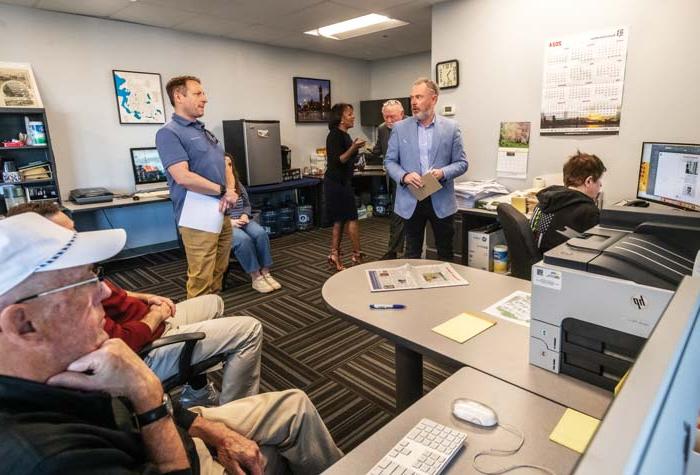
[530,185,600,253]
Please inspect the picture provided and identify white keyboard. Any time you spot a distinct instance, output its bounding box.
[368,418,467,475]
[133,190,170,199]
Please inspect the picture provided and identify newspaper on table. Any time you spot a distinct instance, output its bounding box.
[366,263,469,292]
[482,290,531,326]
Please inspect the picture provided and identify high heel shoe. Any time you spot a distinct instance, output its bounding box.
[328,249,345,272]
[351,251,365,266]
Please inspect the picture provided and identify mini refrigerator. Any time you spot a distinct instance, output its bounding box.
[223,120,282,186]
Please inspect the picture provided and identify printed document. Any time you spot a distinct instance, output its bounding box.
[483,290,531,326]
[366,263,469,292]
[178,191,224,233]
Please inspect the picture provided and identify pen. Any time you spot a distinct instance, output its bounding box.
[369,304,406,310]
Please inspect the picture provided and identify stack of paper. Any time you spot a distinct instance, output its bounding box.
[18,162,51,181]
[454,180,509,209]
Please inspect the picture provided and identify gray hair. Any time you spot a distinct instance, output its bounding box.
[412,77,440,96]
[382,99,404,112]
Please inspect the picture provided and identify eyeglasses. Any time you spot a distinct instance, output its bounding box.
[203,128,219,146]
[16,266,105,304]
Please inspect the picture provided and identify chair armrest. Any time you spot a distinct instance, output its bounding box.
[138,332,206,358]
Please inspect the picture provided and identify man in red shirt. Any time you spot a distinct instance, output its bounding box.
[8,203,262,407]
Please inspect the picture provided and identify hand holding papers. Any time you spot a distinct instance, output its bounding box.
[407,171,442,201]
[178,191,224,233]
[367,263,469,292]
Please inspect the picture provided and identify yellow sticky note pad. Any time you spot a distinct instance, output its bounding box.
[549,409,600,453]
[431,313,495,343]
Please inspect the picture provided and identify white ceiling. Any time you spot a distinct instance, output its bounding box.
[1,0,444,61]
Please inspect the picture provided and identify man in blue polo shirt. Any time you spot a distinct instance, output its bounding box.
[156,76,238,298]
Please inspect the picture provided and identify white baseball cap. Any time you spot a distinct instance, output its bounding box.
[0,212,127,297]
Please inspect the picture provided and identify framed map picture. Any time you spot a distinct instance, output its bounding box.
[112,70,166,124]
[0,62,43,108]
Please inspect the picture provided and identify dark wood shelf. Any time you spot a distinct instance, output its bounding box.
[0,145,48,150]
[0,178,55,186]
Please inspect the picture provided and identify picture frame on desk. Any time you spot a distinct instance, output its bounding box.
[293,77,331,123]
[112,70,166,125]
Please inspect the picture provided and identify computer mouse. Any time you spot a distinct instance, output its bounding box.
[132,195,140,201]
[452,398,498,427]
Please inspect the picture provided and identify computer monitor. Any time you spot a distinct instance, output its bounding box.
[575,276,700,474]
[637,142,700,211]
[130,147,167,192]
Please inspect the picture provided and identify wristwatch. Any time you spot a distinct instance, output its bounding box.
[136,393,173,428]
[219,184,227,197]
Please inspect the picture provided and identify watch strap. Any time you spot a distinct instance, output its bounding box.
[136,394,172,428]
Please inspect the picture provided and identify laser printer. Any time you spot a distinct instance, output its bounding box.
[529,210,700,390]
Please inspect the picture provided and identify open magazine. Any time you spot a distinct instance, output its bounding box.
[366,263,469,292]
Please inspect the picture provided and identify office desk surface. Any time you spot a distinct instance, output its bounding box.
[322,260,611,419]
[325,367,579,474]
[63,194,169,213]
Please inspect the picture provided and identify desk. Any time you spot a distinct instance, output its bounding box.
[322,260,611,417]
[63,194,169,213]
[325,367,579,474]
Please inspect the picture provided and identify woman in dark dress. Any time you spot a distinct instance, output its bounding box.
[325,103,366,271]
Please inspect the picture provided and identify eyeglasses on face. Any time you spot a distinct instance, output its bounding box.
[15,266,105,305]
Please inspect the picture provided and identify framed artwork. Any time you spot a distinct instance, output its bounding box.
[0,62,43,108]
[112,70,166,124]
[435,60,459,89]
[293,77,331,123]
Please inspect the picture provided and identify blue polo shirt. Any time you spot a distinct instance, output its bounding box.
[156,113,226,222]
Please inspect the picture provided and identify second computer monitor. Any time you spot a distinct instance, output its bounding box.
[637,142,700,211]
[130,147,167,192]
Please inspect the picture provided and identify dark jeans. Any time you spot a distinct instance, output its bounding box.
[404,197,454,261]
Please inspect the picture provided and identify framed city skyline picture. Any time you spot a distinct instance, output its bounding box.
[293,77,331,123]
[112,70,166,124]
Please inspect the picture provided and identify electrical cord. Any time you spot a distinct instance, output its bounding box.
[472,422,557,475]
[102,208,115,229]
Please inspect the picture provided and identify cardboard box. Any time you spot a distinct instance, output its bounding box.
[468,224,505,272]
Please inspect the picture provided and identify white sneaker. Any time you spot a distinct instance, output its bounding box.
[179,382,220,408]
[263,273,282,290]
[252,276,274,293]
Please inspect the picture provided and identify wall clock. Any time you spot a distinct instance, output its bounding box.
[436,60,459,89]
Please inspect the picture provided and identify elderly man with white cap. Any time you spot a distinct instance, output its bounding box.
[0,213,342,475]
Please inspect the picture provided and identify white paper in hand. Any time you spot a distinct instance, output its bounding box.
[178,191,224,233]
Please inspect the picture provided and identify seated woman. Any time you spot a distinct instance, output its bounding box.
[226,154,281,293]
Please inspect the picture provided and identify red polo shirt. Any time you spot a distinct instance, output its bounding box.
[101,280,166,352]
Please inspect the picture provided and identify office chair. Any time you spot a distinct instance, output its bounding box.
[496,203,542,281]
[138,332,228,393]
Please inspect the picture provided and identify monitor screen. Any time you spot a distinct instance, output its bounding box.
[637,142,700,211]
[130,147,167,190]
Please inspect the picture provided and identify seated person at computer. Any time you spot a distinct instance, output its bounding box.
[226,154,281,294]
[0,213,342,475]
[7,202,263,409]
[530,151,607,253]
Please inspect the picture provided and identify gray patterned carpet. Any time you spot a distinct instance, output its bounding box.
[105,217,457,452]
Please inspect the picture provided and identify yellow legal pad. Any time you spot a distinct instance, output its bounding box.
[431,313,495,343]
[549,408,600,454]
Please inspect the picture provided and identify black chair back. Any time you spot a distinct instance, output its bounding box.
[496,203,541,280]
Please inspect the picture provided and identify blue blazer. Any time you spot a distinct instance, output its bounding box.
[384,115,468,219]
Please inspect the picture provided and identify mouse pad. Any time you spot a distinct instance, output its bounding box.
[432,312,495,343]
[549,408,600,453]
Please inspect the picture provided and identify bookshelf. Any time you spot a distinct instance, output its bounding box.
[0,108,61,214]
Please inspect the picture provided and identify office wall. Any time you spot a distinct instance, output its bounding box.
[369,52,431,100]
[0,4,371,197]
[433,0,700,203]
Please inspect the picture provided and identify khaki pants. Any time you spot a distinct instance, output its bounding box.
[191,389,343,475]
[180,218,232,299]
[144,295,262,403]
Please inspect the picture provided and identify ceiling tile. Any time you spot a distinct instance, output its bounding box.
[329,0,413,11]
[36,0,132,17]
[0,0,40,7]
[209,0,324,24]
[379,1,432,26]
[140,0,234,14]
[171,14,252,37]
[264,1,365,31]
[223,23,295,44]
[109,2,192,28]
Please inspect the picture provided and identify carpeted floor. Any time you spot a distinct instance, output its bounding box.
[105,217,458,452]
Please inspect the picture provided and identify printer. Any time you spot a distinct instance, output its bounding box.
[529,209,700,390]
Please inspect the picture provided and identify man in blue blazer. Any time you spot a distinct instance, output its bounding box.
[384,78,468,261]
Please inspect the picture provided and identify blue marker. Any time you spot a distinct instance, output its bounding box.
[369,304,406,310]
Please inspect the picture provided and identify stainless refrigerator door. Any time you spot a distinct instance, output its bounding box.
[243,121,282,185]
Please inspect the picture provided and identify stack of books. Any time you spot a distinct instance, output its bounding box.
[18,162,52,182]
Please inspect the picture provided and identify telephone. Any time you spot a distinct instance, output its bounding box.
[69,187,114,204]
